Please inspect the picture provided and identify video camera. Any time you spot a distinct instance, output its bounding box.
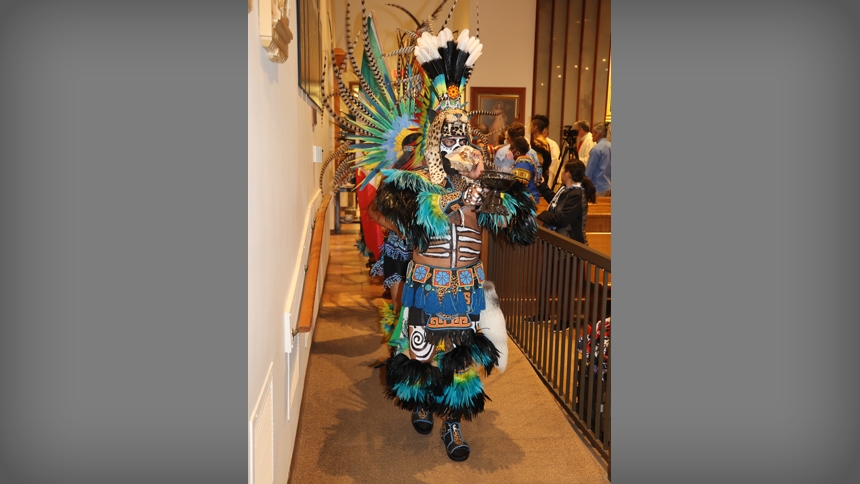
[563,125,577,144]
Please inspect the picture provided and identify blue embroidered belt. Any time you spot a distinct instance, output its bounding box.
[407,261,485,288]
[402,261,486,318]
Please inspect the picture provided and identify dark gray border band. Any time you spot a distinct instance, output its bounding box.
[0,1,247,483]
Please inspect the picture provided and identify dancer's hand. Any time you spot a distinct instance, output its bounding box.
[463,184,485,206]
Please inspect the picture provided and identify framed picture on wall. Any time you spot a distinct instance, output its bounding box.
[297,0,322,108]
[469,87,527,139]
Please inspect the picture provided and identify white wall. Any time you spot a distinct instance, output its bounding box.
[467,0,537,122]
[248,0,335,482]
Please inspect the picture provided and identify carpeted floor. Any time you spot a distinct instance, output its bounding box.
[288,230,609,484]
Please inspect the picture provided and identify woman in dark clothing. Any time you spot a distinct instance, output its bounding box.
[536,160,597,244]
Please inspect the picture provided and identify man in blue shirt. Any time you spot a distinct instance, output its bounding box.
[584,122,611,196]
[493,122,539,173]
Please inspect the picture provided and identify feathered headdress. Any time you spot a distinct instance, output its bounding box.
[319,0,493,189]
[413,27,484,185]
[414,28,483,113]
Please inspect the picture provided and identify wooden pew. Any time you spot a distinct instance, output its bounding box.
[586,232,611,257]
[587,197,611,231]
[585,212,610,233]
[591,198,611,213]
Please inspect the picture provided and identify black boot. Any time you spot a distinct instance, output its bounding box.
[440,420,470,461]
[411,407,434,434]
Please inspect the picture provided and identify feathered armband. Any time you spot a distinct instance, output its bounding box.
[478,182,538,247]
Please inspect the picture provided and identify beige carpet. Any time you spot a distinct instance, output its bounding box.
[288,231,609,484]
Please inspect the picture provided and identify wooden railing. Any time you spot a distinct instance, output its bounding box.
[484,225,611,473]
[296,194,332,334]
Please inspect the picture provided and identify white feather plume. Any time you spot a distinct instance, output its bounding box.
[456,29,470,50]
[465,44,483,66]
[416,32,441,60]
[438,28,453,44]
[479,281,509,373]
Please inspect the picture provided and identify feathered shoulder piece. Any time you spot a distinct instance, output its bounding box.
[379,168,445,195]
[479,182,538,247]
[374,168,448,252]
[375,167,537,249]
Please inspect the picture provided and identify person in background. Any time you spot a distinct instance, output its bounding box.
[536,160,597,244]
[368,198,412,323]
[584,122,611,196]
[530,114,561,189]
[496,132,506,148]
[510,136,541,203]
[493,122,539,173]
[574,120,596,166]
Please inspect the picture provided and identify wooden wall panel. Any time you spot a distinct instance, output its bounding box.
[533,0,611,145]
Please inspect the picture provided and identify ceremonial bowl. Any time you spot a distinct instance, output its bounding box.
[476,170,517,215]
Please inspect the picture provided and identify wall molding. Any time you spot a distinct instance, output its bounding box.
[259,0,293,63]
